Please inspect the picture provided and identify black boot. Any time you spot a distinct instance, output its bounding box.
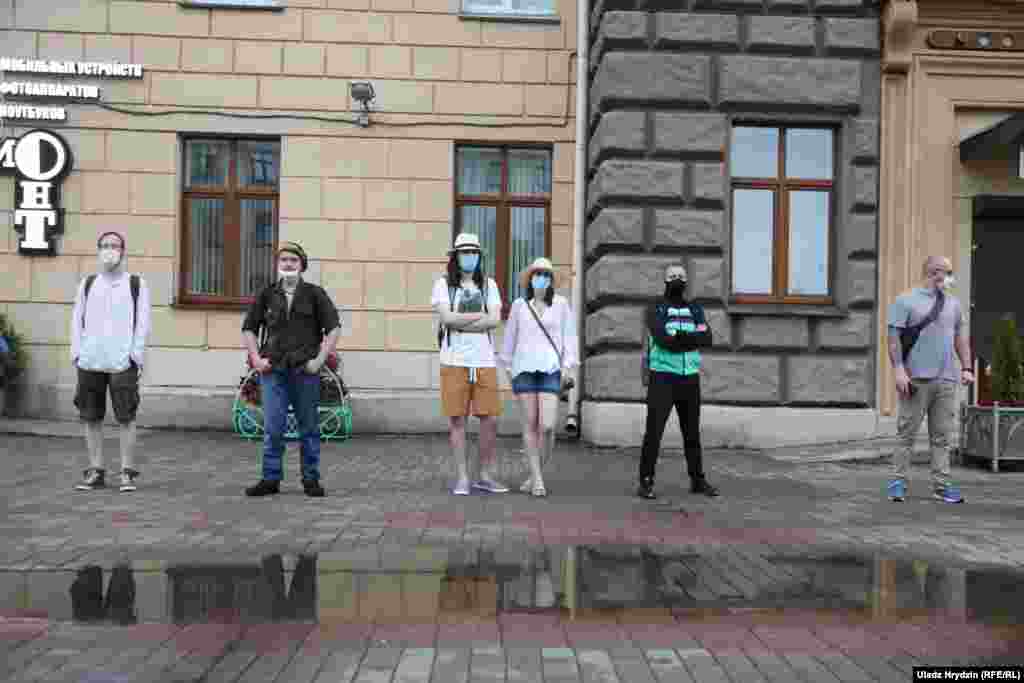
[636,476,656,500]
[302,479,325,497]
[691,478,719,497]
[245,479,280,497]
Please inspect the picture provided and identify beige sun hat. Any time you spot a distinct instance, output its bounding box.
[520,256,555,289]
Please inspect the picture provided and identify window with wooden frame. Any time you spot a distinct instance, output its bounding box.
[729,125,835,303]
[179,137,280,309]
[454,145,552,315]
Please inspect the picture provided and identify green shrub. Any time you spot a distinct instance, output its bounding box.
[0,311,27,388]
[990,315,1024,403]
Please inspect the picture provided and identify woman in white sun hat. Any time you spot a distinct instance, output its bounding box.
[431,233,507,496]
[499,257,578,497]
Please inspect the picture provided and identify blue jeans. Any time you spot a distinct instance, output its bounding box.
[260,368,320,481]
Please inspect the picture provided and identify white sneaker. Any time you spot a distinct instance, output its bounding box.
[472,478,509,494]
[119,468,139,492]
[452,478,471,496]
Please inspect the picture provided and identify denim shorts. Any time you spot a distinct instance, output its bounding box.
[511,370,561,395]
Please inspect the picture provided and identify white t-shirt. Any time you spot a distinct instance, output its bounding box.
[431,276,502,368]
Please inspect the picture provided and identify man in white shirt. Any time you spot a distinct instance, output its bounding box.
[432,233,507,496]
[70,231,151,492]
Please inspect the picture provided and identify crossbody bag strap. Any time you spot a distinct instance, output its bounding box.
[909,290,945,335]
[445,285,457,348]
[526,300,563,367]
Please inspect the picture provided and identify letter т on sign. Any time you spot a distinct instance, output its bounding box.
[0,129,72,255]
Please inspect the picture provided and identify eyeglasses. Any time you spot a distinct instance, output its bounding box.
[98,242,123,250]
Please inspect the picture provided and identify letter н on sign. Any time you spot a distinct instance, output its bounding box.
[0,129,72,255]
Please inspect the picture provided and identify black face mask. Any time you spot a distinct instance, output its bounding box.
[665,281,687,299]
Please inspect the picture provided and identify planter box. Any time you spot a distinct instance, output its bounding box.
[959,402,1024,472]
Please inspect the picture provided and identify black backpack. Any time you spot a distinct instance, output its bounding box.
[82,274,141,334]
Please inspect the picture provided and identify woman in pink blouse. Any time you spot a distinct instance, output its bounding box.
[500,258,578,497]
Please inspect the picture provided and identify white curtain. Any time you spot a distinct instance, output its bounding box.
[240,199,276,297]
[189,198,224,295]
[510,207,545,299]
[460,206,497,279]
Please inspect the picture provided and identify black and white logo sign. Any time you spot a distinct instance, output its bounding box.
[0,129,72,255]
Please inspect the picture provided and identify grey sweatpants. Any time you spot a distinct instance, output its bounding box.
[892,378,957,488]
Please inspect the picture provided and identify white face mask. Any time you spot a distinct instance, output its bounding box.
[278,268,299,283]
[99,248,120,268]
[942,275,955,290]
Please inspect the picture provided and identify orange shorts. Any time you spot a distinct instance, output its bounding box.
[440,365,502,418]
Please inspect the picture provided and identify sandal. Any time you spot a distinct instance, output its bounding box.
[531,482,548,498]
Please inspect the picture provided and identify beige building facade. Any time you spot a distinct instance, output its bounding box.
[879,0,1024,418]
[0,0,578,431]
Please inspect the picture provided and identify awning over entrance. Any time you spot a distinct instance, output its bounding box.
[960,112,1024,162]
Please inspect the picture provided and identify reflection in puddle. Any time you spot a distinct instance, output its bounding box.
[2,544,1024,630]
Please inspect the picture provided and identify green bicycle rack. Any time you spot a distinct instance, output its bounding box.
[232,364,352,441]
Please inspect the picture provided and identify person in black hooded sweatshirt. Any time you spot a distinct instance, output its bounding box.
[637,263,719,500]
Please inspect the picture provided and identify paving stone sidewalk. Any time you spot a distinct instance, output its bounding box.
[2,428,1023,681]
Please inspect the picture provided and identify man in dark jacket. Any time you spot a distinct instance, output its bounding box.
[637,263,719,500]
[242,242,341,498]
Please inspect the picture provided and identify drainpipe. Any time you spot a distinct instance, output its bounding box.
[565,0,588,440]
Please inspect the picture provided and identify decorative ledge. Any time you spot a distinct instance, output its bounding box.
[726,302,848,318]
[459,12,560,24]
[178,0,283,9]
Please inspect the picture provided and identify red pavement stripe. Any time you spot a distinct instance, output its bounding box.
[499,628,568,647]
[311,621,372,644]
[371,623,438,647]
[627,624,699,648]
[173,622,244,657]
[751,626,832,654]
[870,622,947,659]
[239,622,316,653]
[816,624,920,658]
[688,626,765,652]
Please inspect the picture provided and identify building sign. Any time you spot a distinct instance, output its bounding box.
[0,129,72,255]
[0,57,143,122]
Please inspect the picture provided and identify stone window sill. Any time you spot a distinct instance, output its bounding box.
[172,299,252,313]
[726,302,848,318]
[179,0,282,9]
[459,12,560,24]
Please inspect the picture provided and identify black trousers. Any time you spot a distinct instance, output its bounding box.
[639,371,704,482]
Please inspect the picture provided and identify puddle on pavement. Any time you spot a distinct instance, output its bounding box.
[2,544,1024,629]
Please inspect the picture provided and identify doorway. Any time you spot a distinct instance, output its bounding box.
[971,195,1024,404]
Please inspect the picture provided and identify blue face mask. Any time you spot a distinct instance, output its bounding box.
[531,274,551,290]
[458,253,479,273]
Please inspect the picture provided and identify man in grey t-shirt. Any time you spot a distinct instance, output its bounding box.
[886,256,974,504]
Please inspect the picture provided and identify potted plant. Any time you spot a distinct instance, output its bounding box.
[961,314,1024,471]
[0,311,28,417]
[985,315,1024,406]
[231,349,352,441]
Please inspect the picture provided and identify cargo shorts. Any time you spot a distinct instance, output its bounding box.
[74,362,140,424]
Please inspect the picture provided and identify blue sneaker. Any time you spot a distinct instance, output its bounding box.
[887,479,906,502]
[933,484,964,504]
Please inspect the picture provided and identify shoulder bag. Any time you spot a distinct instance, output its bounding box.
[526,300,574,399]
[900,290,944,364]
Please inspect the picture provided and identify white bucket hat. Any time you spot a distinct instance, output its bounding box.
[449,233,482,254]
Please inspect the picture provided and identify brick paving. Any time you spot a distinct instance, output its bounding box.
[1,428,1024,681]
